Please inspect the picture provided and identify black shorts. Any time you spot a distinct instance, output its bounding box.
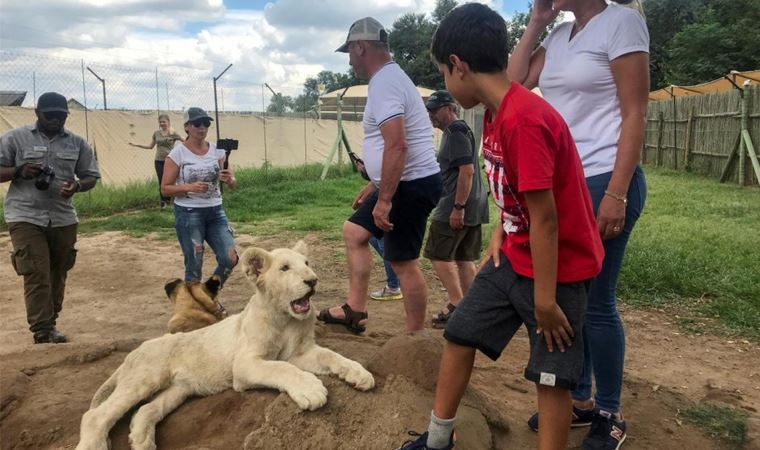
[444,252,590,390]
[423,221,483,262]
[348,173,442,261]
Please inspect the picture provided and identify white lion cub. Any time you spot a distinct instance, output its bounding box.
[76,241,375,450]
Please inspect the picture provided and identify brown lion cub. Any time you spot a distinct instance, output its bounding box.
[164,276,228,333]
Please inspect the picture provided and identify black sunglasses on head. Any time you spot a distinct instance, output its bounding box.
[189,119,211,128]
[42,111,68,121]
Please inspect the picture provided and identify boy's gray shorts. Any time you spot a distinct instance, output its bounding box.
[443,253,590,390]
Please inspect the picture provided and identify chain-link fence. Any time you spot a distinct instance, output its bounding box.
[1,50,373,187]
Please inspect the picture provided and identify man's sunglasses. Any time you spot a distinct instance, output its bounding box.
[42,111,68,121]
[189,119,211,128]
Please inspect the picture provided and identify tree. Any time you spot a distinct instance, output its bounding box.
[433,0,458,23]
[266,93,294,116]
[663,0,760,86]
[644,0,709,89]
[389,13,440,88]
[293,69,359,113]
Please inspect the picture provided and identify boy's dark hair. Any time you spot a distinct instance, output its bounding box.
[431,3,510,73]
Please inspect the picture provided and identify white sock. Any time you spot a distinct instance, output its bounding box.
[427,411,455,449]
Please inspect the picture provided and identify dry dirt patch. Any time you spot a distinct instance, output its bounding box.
[1,232,758,449]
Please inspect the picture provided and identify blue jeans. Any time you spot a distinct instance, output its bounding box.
[368,236,399,289]
[174,205,237,286]
[573,166,646,413]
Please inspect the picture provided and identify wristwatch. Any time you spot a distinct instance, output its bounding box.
[453,203,465,210]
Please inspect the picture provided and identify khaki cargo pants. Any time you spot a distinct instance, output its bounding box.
[8,222,77,333]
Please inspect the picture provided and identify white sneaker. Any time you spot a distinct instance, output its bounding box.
[370,286,403,301]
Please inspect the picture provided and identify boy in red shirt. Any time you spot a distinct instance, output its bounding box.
[395,4,604,450]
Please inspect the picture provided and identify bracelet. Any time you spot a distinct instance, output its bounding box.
[604,190,627,205]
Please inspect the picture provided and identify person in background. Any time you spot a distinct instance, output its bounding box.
[423,90,489,329]
[1,92,101,344]
[160,107,238,286]
[369,236,403,301]
[129,114,183,208]
[508,0,649,447]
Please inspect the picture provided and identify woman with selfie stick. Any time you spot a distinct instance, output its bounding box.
[161,107,238,287]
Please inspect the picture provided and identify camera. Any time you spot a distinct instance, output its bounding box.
[35,164,56,191]
[217,138,239,151]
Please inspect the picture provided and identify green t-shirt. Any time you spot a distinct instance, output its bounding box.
[153,130,183,161]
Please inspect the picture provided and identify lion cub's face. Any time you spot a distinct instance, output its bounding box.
[241,241,318,320]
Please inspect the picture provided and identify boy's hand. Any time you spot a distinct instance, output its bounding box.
[479,223,505,271]
[535,302,574,353]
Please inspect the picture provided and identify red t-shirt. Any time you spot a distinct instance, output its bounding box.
[482,83,603,282]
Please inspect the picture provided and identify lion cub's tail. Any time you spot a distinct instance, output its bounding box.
[90,369,120,409]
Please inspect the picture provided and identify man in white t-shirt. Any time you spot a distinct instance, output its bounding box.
[317,17,442,334]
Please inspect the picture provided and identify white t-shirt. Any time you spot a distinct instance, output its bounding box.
[539,4,649,177]
[167,142,226,208]
[363,62,440,185]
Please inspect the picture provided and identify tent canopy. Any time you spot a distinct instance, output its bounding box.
[649,69,760,101]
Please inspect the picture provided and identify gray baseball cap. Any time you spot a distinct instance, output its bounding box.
[184,107,213,124]
[335,17,388,53]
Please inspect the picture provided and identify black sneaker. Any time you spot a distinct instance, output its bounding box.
[527,404,595,431]
[581,410,626,450]
[395,431,455,450]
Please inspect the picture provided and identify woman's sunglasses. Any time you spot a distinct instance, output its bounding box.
[189,119,211,128]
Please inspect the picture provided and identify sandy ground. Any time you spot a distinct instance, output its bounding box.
[1,231,759,450]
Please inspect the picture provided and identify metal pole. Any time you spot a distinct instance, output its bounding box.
[262,84,268,173]
[155,67,160,116]
[81,60,89,141]
[32,71,36,105]
[165,82,170,111]
[86,67,106,110]
[213,64,233,142]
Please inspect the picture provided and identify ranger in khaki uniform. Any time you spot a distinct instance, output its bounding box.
[1,92,100,344]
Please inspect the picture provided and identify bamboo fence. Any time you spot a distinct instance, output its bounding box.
[644,84,760,186]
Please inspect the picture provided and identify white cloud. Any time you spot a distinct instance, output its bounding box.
[0,0,512,110]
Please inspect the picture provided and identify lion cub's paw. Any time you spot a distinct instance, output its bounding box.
[342,361,375,391]
[287,372,328,411]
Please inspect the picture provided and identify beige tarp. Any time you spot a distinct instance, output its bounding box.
[649,69,760,101]
[0,107,441,189]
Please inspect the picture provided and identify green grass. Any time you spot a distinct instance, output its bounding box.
[1,164,366,240]
[2,164,758,339]
[619,167,760,339]
[682,403,749,447]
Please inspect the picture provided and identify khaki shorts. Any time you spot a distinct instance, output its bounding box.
[423,220,482,262]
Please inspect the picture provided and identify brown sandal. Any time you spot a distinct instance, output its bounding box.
[317,303,368,334]
[432,303,456,329]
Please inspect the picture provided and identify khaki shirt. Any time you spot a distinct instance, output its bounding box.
[1,123,101,227]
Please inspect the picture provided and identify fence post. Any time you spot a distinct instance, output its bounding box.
[683,109,693,170]
[672,95,678,169]
[656,111,664,166]
[738,90,746,185]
